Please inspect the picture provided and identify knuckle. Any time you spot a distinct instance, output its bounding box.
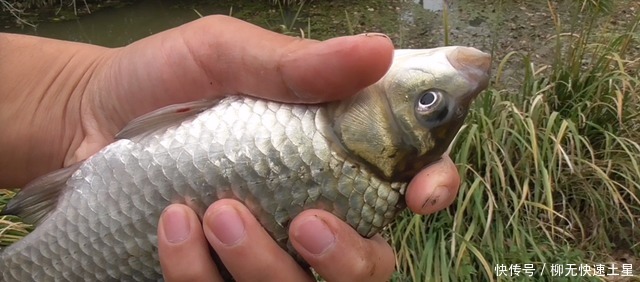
[348,257,379,280]
[199,14,236,26]
[345,239,394,281]
[163,262,217,282]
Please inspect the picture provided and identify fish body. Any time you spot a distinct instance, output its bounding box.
[0,47,490,281]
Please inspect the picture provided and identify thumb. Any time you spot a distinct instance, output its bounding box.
[103,15,394,126]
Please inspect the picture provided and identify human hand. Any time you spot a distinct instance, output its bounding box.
[0,15,390,186]
[158,156,460,282]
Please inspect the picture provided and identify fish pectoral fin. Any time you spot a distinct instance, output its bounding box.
[116,99,219,142]
[1,162,82,225]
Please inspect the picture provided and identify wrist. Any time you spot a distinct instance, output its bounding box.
[0,33,111,186]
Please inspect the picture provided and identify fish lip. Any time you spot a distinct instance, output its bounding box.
[446,47,492,104]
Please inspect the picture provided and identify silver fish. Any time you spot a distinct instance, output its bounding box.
[0,46,491,281]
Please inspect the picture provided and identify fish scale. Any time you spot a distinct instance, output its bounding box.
[1,97,404,281]
[0,47,491,281]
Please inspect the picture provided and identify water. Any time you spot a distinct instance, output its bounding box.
[414,0,445,12]
[2,0,224,47]
[1,0,553,68]
[2,0,453,48]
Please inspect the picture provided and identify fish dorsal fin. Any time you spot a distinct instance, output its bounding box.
[115,99,219,142]
[1,162,82,225]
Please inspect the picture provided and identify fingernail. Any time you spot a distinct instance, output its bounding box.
[293,216,336,255]
[162,206,191,244]
[207,206,245,246]
[358,32,391,42]
[422,186,450,209]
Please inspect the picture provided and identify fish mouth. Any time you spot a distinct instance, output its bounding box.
[446,47,492,104]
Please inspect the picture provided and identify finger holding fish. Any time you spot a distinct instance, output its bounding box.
[158,204,223,282]
[94,15,396,140]
[158,202,397,282]
[201,199,313,282]
[289,210,395,282]
[406,156,461,215]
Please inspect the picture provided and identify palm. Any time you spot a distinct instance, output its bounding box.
[71,16,393,165]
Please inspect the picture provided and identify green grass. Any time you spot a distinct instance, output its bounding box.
[0,190,32,247]
[389,1,640,281]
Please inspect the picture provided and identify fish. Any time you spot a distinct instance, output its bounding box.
[0,46,491,281]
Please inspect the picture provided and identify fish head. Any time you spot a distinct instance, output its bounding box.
[328,46,491,182]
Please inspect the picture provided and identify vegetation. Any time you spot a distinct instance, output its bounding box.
[389,2,640,281]
[1,0,639,281]
[0,190,31,247]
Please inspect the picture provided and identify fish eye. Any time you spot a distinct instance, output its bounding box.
[419,90,438,108]
[415,89,446,115]
[415,88,452,127]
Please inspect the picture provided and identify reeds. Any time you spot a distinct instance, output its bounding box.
[0,190,32,247]
[390,1,639,280]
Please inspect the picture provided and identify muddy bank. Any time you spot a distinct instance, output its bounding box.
[4,0,637,70]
